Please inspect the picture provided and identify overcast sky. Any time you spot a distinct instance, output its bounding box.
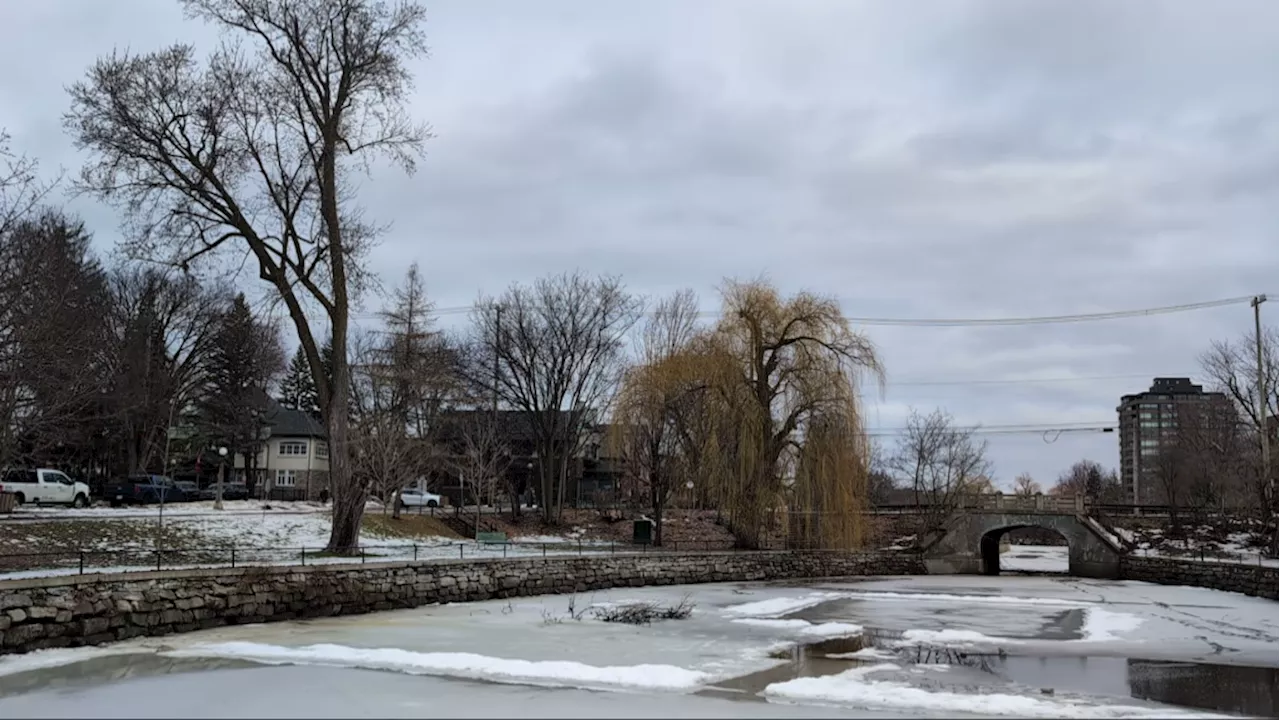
[0,0,1276,488]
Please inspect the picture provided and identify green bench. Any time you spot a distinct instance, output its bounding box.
[476,531,507,545]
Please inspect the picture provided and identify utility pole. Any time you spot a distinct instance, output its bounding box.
[483,303,501,539]
[492,304,501,417]
[1254,292,1274,556]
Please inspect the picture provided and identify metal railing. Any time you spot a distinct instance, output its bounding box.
[0,537,791,579]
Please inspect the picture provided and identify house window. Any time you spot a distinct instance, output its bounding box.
[315,442,329,460]
[279,441,308,457]
[275,469,297,487]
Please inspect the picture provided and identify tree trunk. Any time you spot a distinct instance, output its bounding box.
[652,486,665,548]
[539,450,555,524]
[324,355,362,554]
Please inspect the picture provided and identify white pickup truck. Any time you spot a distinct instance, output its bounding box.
[0,468,92,507]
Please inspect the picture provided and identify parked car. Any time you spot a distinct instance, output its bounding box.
[0,468,92,507]
[197,482,250,501]
[104,475,188,506]
[398,488,442,509]
[174,481,200,500]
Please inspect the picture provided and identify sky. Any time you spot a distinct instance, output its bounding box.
[0,0,1276,489]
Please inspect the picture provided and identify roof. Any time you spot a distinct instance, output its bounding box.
[264,398,327,439]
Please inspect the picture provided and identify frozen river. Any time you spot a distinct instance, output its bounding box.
[0,575,1274,718]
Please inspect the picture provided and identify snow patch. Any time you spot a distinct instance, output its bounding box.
[165,642,711,691]
[1077,607,1143,642]
[732,618,864,638]
[720,593,837,618]
[0,646,146,677]
[896,629,1024,647]
[840,590,1088,607]
[825,647,898,661]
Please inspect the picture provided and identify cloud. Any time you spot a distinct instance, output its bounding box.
[0,0,1274,486]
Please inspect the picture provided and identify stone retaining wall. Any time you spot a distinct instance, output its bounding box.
[1119,555,1278,600]
[0,550,923,655]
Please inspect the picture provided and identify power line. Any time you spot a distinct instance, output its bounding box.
[355,293,1270,328]
[865,423,1114,437]
[878,373,1186,388]
[833,295,1265,327]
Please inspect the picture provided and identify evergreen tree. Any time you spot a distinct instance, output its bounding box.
[195,294,284,495]
[279,346,319,414]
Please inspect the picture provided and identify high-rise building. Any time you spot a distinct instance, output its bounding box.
[1116,377,1230,505]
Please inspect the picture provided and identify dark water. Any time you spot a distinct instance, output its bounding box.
[0,653,253,699]
[993,655,1280,718]
[706,632,1278,717]
[703,636,873,697]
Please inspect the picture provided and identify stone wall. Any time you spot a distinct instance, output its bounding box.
[1119,555,1278,600]
[0,550,923,656]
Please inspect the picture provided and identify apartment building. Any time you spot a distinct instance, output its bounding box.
[1116,377,1229,505]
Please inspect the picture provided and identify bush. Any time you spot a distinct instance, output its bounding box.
[591,596,695,625]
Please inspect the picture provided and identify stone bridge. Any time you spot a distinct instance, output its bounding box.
[918,494,1127,579]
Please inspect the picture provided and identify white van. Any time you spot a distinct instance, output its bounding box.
[0,468,92,507]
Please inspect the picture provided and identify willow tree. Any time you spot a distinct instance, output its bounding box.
[698,279,883,549]
[64,0,430,553]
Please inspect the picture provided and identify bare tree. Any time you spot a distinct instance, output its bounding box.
[0,130,58,237]
[888,408,991,535]
[615,290,702,546]
[1012,473,1041,497]
[448,415,511,537]
[1050,459,1124,504]
[106,268,225,473]
[470,272,643,524]
[65,0,430,553]
[349,332,417,518]
[1199,327,1277,533]
[1154,400,1255,532]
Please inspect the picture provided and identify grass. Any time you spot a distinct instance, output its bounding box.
[361,513,463,541]
[0,518,225,573]
[303,548,386,560]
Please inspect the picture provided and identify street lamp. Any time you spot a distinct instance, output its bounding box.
[215,446,228,510]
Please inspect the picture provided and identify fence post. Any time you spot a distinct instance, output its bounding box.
[413,544,418,562]
[155,550,162,571]
[231,546,236,568]
[577,538,582,556]
[503,544,508,559]
[361,548,366,564]
[79,551,84,575]
[301,547,306,566]
[542,544,547,558]
[459,543,464,559]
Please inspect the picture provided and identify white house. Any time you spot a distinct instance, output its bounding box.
[232,401,330,499]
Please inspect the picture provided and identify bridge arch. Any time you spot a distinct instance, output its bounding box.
[922,509,1123,579]
[978,524,1069,575]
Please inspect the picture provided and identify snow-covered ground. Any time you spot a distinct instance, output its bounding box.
[1113,527,1278,568]
[0,510,624,580]
[5,500,329,520]
[0,576,1273,718]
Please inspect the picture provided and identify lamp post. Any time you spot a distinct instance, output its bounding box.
[215,446,228,510]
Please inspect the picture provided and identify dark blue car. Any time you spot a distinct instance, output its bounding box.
[106,475,189,506]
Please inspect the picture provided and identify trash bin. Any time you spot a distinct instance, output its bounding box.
[0,492,14,514]
[632,518,653,545]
